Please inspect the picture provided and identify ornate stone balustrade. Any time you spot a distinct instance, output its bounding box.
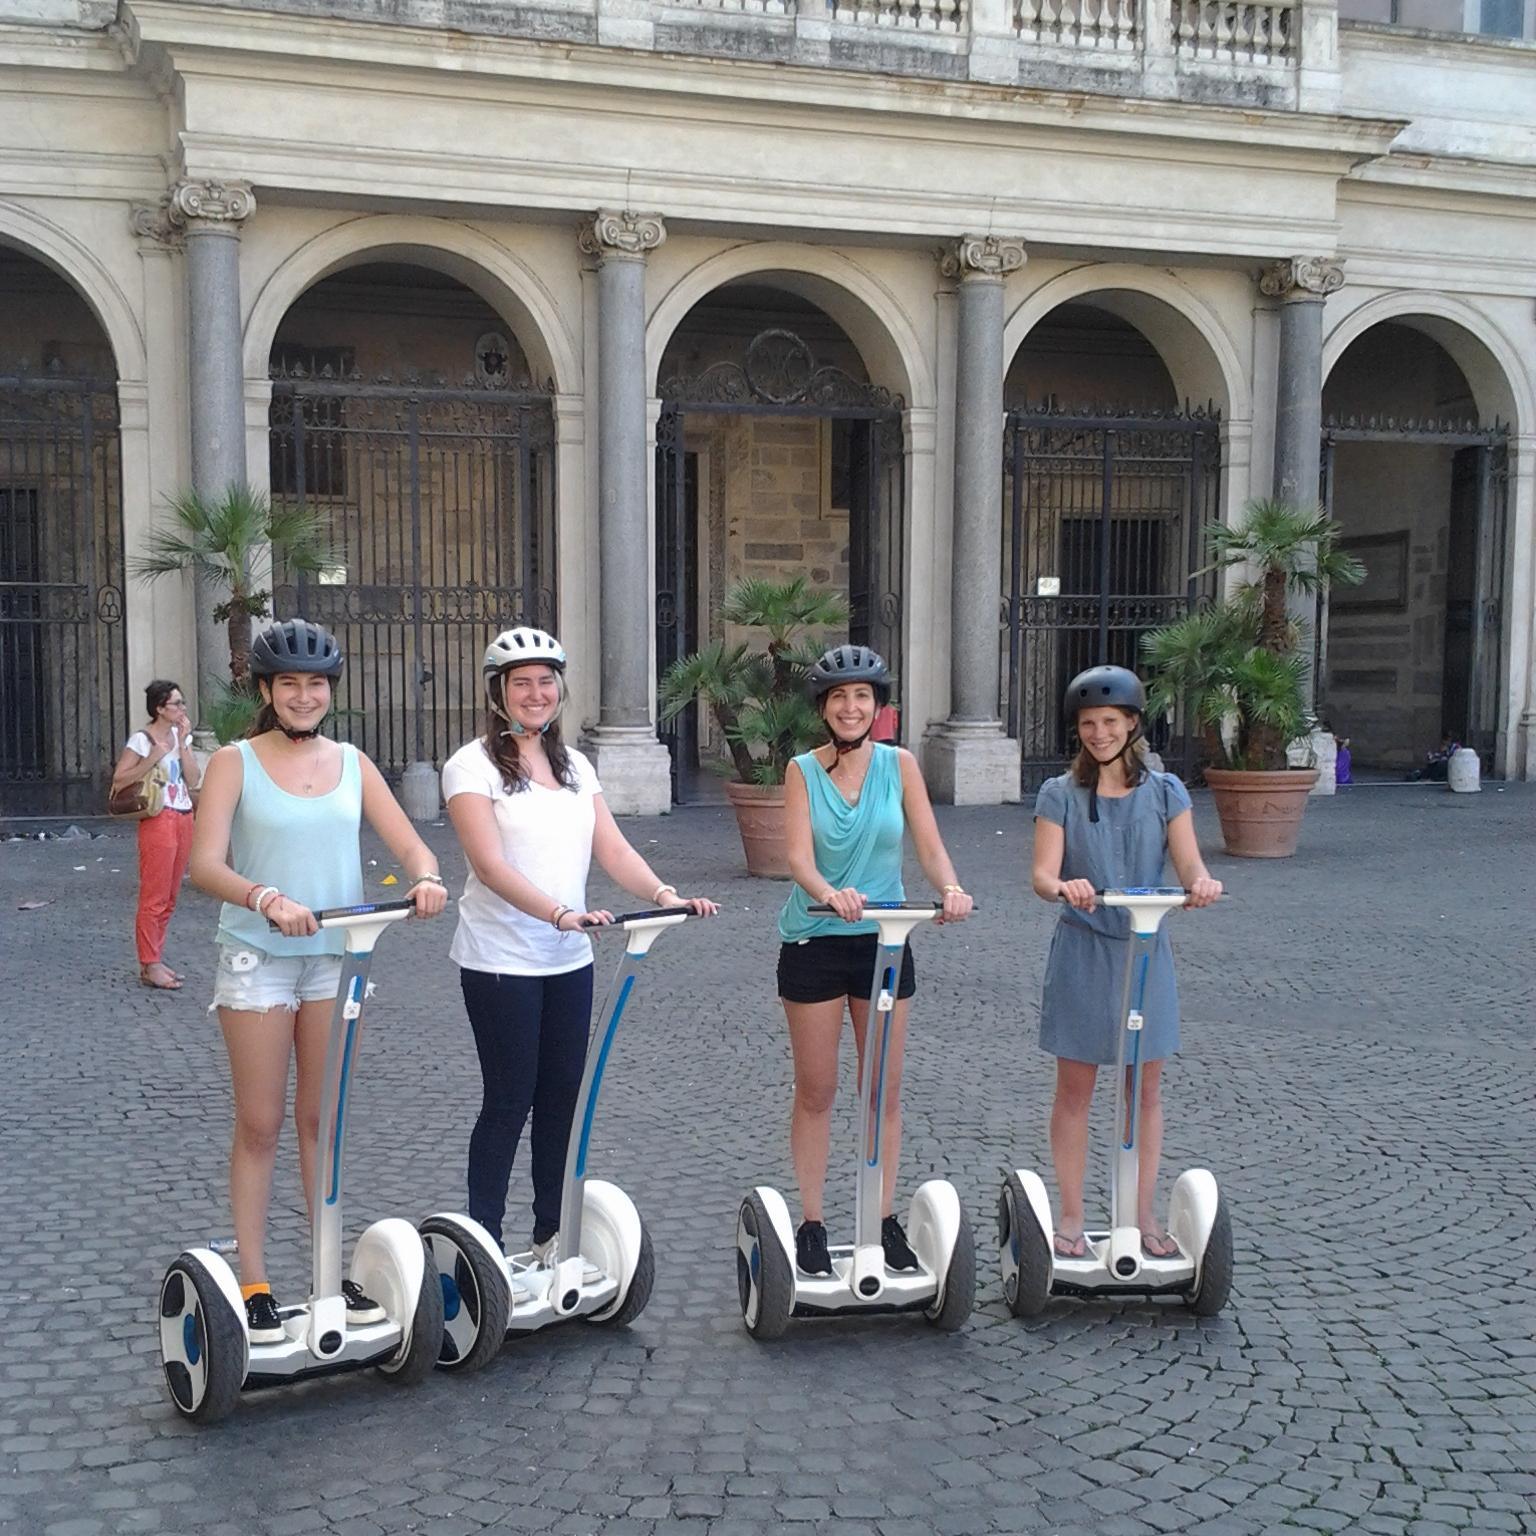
[831,0,967,33]
[1014,0,1139,51]
[1173,0,1296,62]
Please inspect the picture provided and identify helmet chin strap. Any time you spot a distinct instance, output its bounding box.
[279,723,323,742]
[1086,722,1142,824]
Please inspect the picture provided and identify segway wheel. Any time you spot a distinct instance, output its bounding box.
[998,1174,1053,1319]
[421,1216,509,1372]
[736,1193,793,1341]
[377,1236,446,1386]
[925,1201,976,1332]
[584,1223,655,1329]
[159,1255,245,1424]
[1188,1194,1233,1317]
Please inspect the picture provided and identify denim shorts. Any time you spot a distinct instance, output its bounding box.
[211,943,343,1014]
[777,934,916,1005]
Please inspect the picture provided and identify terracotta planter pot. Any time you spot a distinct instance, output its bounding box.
[724,780,790,878]
[1204,767,1320,859]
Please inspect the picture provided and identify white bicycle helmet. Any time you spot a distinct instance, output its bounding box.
[483,626,567,731]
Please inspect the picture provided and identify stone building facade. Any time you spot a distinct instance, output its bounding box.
[1,0,1532,813]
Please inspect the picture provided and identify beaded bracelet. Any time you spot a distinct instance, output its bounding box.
[249,884,280,914]
[408,873,444,890]
[255,888,283,917]
[652,882,677,904]
[550,904,571,931]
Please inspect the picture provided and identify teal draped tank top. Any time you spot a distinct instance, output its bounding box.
[778,744,906,942]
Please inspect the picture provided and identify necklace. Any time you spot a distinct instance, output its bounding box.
[301,738,323,794]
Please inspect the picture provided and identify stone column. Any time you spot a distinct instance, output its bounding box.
[576,210,673,816]
[1260,255,1343,713]
[924,235,1025,805]
[166,179,255,722]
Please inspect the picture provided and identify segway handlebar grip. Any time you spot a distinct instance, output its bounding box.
[581,906,695,928]
[268,898,419,931]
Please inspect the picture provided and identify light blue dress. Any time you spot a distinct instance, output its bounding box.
[778,744,906,943]
[1034,771,1192,1065]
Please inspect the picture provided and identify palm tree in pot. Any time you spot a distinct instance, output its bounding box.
[660,575,849,876]
[1140,498,1364,857]
[131,486,336,744]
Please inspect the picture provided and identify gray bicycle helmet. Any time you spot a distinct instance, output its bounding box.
[250,619,343,679]
[1063,664,1145,720]
[807,644,892,708]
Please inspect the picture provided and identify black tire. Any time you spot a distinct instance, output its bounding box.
[158,1256,245,1425]
[585,1223,655,1329]
[378,1238,446,1386]
[421,1217,510,1373]
[926,1203,976,1332]
[1188,1195,1233,1317]
[736,1194,794,1341]
[998,1174,1053,1319]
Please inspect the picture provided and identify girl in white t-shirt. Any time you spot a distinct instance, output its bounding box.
[442,626,717,1257]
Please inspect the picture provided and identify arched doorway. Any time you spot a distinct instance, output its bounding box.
[0,243,127,815]
[1002,300,1222,787]
[654,283,905,799]
[1320,321,1509,775]
[266,261,556,777]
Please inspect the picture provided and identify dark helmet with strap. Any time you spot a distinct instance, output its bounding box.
[250,618,343,679]
[1063,664,1145,721]
[807,644,892,708]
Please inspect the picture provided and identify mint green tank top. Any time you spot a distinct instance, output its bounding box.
[217,740,365,957]
[778,744,906,942]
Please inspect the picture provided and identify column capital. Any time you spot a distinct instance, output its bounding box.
[167,179,256,230]
[578,209,667,261]
[939,234,1027,281]
[1259,256,1344,302]
[129,195,183,251]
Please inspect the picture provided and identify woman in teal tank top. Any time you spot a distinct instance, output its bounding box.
[189,620,448,1344]
[777,646,974,1279]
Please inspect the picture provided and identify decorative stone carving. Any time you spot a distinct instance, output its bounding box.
[1259,256,1344,301]
[939,234,1027,280]
[167,179,256,228]
[129,196,181,249]
[578,209,667,259]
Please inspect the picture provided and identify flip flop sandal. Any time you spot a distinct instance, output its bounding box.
[1140,1230,1179,1259]
[139,965,182,990]
[1053,1231,1088,1259]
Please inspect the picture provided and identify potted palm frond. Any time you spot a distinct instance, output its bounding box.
[130,486,336,744]
[660,575,849,876]
[1140,498,1364,858]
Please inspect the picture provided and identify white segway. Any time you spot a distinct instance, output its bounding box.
[997,886,1233,1317]
[736,903,976,1339]
[419,908,696,1372]
[159,900,445,1423]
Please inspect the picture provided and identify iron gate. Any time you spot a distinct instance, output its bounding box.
[1002,408,1221,790]
[0,377,127,816]
[657,328,906,798]
[1321,416,1509,766]
[270,371,556,778]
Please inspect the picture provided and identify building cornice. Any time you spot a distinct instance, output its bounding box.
[1345,156,1536,207]
[123,0,1406,167]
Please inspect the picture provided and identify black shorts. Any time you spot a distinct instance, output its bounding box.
[777,933,917,1005]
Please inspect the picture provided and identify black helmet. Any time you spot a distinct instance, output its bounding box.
[250,619,343,679]
[1063,665,1144,720]
[808,644,892,707]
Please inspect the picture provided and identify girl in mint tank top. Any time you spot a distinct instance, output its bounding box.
[775,645,975,1280]
[188,620,448,1338]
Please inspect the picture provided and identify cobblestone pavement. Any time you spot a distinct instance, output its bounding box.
[1,784,1532,1536]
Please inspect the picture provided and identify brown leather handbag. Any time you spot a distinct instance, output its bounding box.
[108,759,170,821]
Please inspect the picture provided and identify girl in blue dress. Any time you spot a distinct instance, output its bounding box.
[1030,665,1221,1260]
[778,645,974,1277]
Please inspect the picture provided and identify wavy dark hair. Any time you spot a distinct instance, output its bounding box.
[482,703,577,793]
[144,679,181,719]
[1070,709,1148,789]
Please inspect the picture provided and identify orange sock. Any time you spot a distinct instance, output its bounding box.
[240,1282,271,1301]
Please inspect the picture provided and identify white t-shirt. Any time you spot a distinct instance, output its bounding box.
[125,730,194,812]
[441,738,602,976]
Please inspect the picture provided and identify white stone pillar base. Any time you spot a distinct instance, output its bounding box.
[582,727,673,816]
[401,761,441,822]
[922,723,1021,805]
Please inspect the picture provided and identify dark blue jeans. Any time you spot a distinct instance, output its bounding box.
[460,964,594,1249]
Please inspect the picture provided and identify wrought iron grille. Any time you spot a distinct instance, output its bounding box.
[269,372,556,777]
[1002,407,1221,791]
[0,377,127,816]
[657,328,907,795]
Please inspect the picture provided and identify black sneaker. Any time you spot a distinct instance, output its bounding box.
[244,1290,285,1345]
[343,1278,386,1325]
[882,1215,920,1272]
[795,1220,833,1276]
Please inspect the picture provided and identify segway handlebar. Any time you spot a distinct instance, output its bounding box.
[807,900,979,915]
[315,898,418,928]
[580,906,696,928]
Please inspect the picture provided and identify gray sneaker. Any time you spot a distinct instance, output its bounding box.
[529,1234,559,1267]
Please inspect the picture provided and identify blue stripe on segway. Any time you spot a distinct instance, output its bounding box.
[327,975,364,1205]
[866,950,899,1168]
[1132,949,1151,1011]
[575,973,634,1180]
